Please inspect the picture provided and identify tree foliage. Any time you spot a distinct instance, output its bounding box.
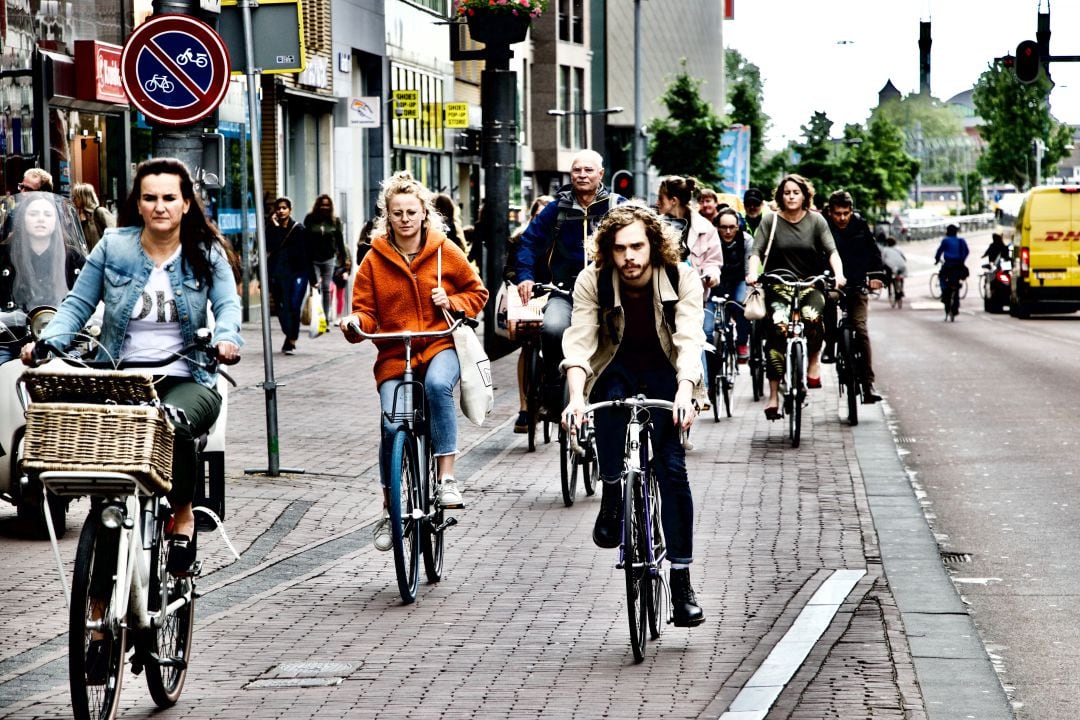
[647,64,727,187]
[972,61,1072,190]
[725,49,770,187]
[872,93,967,185]
[789,111,917,214]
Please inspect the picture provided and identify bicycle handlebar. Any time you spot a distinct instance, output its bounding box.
[531,282,572,299]
[760,270,830,290]
[566,396,692,452]
[347,313,467,342]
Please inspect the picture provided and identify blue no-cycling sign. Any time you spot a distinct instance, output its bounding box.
[121,14,231,126]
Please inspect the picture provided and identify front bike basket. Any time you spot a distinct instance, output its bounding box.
[386,380,426,424]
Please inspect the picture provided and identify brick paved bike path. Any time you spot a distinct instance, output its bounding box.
[0,320,928,719]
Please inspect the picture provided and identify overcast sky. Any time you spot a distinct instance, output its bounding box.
[724,0,1080,150]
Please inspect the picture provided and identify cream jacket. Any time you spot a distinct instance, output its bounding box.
[560,262,706,400]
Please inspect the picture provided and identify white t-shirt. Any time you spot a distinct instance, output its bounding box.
[121,247,190,377]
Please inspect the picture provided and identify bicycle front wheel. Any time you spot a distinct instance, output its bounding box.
[421,440,444,583]
[523,346,540,453]
[559,427,579,507]
[789,343,804,448]
[749,322,765,402]
[389,431,421,603]
[623,470,648,662]
[645,470,666,640]
[721,335,737,418]
[143,519,194,707]
[70,517,126,720]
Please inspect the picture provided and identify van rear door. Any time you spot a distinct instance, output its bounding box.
[1025,189,1080,288]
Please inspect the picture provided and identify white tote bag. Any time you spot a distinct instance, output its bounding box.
[437,246,493,425]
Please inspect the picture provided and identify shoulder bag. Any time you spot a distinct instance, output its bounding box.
[437,246,493,425]
[742,214,776,321]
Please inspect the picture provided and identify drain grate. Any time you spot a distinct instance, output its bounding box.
[246,661,361,690]
[940,551,973,565]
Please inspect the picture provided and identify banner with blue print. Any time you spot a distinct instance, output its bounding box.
[717,125,751,196]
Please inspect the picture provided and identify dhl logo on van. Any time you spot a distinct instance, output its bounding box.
[1042,231,1080,241]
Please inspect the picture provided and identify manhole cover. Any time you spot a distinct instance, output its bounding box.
[246,660,361,690]
[248,677,343,689]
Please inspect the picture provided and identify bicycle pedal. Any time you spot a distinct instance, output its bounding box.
[435,516,459,533]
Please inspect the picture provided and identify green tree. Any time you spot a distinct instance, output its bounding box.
[843,116,919,213]
[972,61,1072,189]
[791,111,839,204]
[725,49,770,186]
[647,64,726,187]
[872,93,964,186]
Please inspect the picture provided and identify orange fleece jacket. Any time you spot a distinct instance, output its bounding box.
[352,229,488,385]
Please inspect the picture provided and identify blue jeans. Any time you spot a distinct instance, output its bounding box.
[592,359,694,564]
[377,348,460,488]
[541,294,572,384]
[701,300,716,393]
[273,274,308,342]
[312,258,336,319]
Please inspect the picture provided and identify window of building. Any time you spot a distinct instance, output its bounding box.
[391,64,445,152]
[558,65,570,149]
[558,0,583,44]
[406,0,450,15]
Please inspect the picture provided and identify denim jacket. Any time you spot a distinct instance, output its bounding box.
[40,226,243,387]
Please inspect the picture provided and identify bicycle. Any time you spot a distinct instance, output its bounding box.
[351,318,465,603]
[886,270,905,308]
[524,283,596,507]
[706,295,742,420]
[142,74,174,94]
[22,330,237,720]
[829,282,872,426]
[937,265,966,321]
[760,270,829,448]
[929,271,967,300]
[570,396,689,662]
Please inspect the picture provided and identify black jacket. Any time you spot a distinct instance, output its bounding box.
[827,214,883,289]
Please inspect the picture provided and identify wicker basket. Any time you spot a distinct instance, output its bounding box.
[21,368,158,404]
[22,402,174,495]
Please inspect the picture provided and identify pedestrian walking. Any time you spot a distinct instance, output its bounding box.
[71,183,115,252]
[340,171,487,550]
[266,197,311,354]
[561,204,706,627]
[304,194,349,324]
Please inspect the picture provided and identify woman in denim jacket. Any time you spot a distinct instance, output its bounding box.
[24,158,242,574]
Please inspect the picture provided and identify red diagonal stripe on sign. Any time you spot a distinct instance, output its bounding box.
[143,33,209,103]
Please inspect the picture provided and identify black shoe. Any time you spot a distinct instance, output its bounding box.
[670,568,705,627]
[166,534,197,576]
[861,383,882,404]
[282,340,296,355]
[513,411,529,434]
[820,346,836,364]
[84,638,109,685]
[592,481,622,549]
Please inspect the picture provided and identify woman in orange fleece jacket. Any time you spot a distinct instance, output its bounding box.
[341,172,487,549]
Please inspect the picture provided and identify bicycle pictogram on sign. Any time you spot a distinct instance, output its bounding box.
[121,14,230,126]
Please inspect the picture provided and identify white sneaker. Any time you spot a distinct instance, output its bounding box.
[438,478,464,508]
[372,515,392,552]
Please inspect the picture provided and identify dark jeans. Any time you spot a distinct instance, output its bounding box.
[541,294,572,403]
[272,274,308,342]
[592,359,694,565]
[823,290,874,382]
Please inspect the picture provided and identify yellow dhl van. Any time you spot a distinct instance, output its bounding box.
[1010,185,1080,317]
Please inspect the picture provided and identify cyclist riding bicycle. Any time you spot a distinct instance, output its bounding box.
[340,171,487,550]
[934,223,970,311]
[713,207,752,360]
[823,190,883,403]
[746,174,845,420]
[561,204,706,628]
[515,149,626,414]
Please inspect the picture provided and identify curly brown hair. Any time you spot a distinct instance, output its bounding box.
[591,205,682,268]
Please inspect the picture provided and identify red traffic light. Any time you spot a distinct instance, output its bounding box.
[1015,39,1040,84]
[611,169,633,197]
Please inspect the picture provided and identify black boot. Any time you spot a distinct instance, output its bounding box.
[669,568,705,627]
[861,383,882,404]
[592,479,622,549]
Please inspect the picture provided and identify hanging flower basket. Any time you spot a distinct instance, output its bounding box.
[465,11,532,45]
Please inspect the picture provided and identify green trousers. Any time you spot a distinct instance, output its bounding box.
[155,375,223,507]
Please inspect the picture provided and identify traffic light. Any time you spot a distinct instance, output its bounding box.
[1015,39,1040,84]
[611,169,633,198]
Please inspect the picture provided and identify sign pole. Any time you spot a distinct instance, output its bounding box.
[238,0,302,476]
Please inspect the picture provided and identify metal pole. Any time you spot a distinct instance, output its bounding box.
[239,0,302,476]
[632,0,645,197]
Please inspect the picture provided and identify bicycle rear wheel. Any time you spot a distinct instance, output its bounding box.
[389,431,421,603]
[70,517,126,720]
[143,517,194,707]
[929,273,941,299]
[749,322,765,402]
[623,470,648,662]
[421,439,444,583]
[559,427,579,507]
[840,329,858,427]
[789,343,804,448]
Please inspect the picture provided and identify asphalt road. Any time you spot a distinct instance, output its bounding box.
[874,232,1080,720]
